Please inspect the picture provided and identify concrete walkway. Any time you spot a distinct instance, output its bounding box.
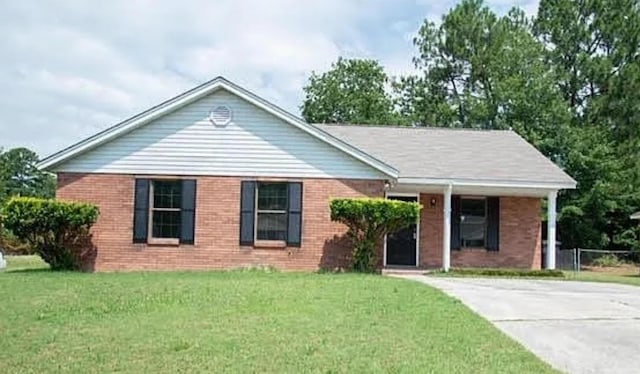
[395,275,640,374]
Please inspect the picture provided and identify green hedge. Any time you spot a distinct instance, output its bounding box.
[330,198,421,272]
[1,197,99,270]
[448,268,565,278]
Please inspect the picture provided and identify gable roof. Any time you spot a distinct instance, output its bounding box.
[38,77,398,178]
[315,124,576,190]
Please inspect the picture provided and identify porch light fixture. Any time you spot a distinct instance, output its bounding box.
[430,197,437,208]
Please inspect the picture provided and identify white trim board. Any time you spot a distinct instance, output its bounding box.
[397,177,576,190]
[38,77,398,179]
[391,182,566,198]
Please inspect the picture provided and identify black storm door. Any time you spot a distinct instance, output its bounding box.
[386,195,418,266]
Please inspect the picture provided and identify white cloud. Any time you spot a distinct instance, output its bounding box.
[0,0,539,157]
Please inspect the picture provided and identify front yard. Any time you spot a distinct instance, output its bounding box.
[564,270,640,287]
[0,257,555,373]
[432,266,640,287]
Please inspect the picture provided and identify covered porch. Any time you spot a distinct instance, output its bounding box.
[383,180,560,271]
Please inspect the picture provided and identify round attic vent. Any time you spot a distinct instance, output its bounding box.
[209,105,232,126]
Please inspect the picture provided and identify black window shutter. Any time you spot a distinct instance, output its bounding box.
[133,179,150,243]
[451,195,461,250]
[240,181,256,246]
[286,182,303,247]
[180,179,197,244]
[486,197,500,251]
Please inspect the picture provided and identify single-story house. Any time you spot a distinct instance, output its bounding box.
[38,77,576,272]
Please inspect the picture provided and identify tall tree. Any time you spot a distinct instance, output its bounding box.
[535,0,640,118]
[301,58,399,124]
[397,0,570,157]
[298,0,640,251]
[535,0,640,250]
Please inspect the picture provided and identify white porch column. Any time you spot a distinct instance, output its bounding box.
[442,184,452,272]
[546,190,557,270]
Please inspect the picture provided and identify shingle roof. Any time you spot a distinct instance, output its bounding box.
[314,124,576,188]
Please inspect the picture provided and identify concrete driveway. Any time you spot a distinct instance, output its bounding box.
[396,275,640,374]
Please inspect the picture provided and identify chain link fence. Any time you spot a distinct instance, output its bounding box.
[556,248,639,272]
[557,248,579,271]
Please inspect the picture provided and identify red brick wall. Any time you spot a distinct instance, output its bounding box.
[419,194,444,268]
[57,173,384,272]
[417,194,542,269]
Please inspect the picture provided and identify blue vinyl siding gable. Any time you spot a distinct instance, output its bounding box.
[54,89,386,180]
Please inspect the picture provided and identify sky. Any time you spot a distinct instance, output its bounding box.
[0,0,538,158]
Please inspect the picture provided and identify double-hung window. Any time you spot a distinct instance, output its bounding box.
[256,182,288,241]
[132,178,197,245]
[239,181,303,247]
[150,180,182,240]
[451,195,499,251]
[460,197,487,248]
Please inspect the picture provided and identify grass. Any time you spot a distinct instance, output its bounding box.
[563,270,640,287]
[429,264,640,287]
[0,257,556,373]
[437,268,564,278]
[3,255,49,272]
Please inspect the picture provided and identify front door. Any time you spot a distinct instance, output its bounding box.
[386,195,418,266]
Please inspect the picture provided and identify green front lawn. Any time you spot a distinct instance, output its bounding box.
[0,259,555,373]
[564,270,640,287]
[430,267,640,287]
[4,255,49,272]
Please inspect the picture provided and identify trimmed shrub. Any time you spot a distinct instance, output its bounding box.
[448,268,565,278]
[1,197,99,270]
[330,198,421,273]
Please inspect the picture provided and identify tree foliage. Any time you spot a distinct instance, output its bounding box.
[330,198,421,272]
[1,197,99,270]
[0,147,56,254]
[305,0,640,252]
[0,147,55,204]
[534,0,640,250]
[301,58,400,124]
[396,0,570,157]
